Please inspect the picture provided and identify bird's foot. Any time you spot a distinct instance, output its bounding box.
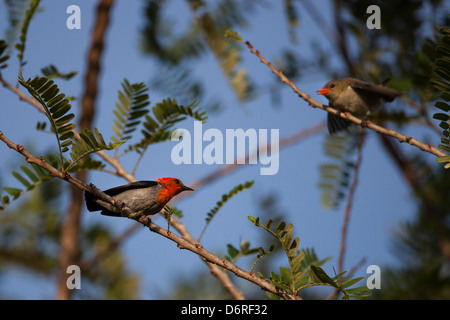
[360,115,371,128]
[131,210,149,226]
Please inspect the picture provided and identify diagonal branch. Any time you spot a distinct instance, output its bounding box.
[0,72,45,113]
[233,38,447,160]
[0,129,300,300]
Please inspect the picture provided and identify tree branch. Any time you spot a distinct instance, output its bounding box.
[0,129,300,300]
[0,72,45,113]
[234,38,447,160]
[0,50,245,301]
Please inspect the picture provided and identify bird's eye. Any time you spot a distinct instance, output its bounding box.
[173,179,181,185]
[329,83,335,88]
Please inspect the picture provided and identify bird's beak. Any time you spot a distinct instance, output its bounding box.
[317,88,330,95]
[182,185,194,192]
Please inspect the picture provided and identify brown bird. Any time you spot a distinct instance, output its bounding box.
[318,78,402,134]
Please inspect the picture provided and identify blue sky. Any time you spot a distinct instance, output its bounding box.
[0,0,441,299]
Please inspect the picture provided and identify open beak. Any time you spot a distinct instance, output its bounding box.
[317,88,330,95]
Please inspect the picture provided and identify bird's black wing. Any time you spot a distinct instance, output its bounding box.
[102,180,159,196]
[84,181,159,212]
[350,79,402,102]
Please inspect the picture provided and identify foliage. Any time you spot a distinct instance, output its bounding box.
[373,162,450,299]
[3,0,33,47]
[163,204,183,231]
[248,216,370,299]
[431,27,450,168]
[18,74,123,171]
[139,98,207,149]
[283,0,300,43]
[1,153,58,210]
[0,40,9,69]
[198,180,254,241]
[140,0,256,111]
[111,79,150,147]
[40,64,77,80]
[318,133,359,209]
[18,74,76,155]
[68,128,122,172]
[1,0,448,300]
[15,0,40,69]
[107,78,208,165]
[0,180,141,299]
[224,240,262,265]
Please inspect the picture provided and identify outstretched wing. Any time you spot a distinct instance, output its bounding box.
[350,79,402,102]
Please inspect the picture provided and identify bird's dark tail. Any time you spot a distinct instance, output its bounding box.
[100,210,122,217]
[84,191,122,217]
[327,113,352,134]
[84,191,102,211]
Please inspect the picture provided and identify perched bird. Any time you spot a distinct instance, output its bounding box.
[85,177,194,217]
[317,78,402,134]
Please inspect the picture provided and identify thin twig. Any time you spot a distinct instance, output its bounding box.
[0,72,45,113]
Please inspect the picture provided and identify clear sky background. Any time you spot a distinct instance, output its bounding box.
[0,0,444,299]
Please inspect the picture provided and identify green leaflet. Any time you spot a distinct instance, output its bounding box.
[111,79,150,146]
[114,93,207,159]
[224,241,261,265]
[18,75,121,172]
[15,0,40,69]
[248,216,370,299]
[224,30,242,41]
[163,205,183,232]
[431,27,450,168]
[318,134,358,209]
[40,64,77,80]
[198,180,254,241]
[0,40,9,69]
[139,98,207,148]
[66,128,123,172]
[18,74,75,163]
[0,154,59,210]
